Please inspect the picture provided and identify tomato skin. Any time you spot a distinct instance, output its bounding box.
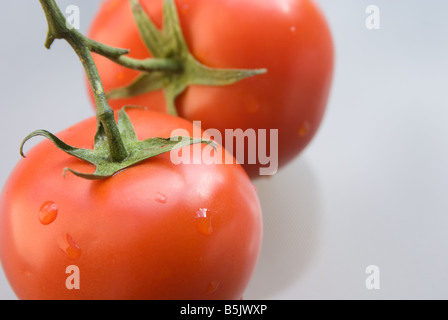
[89,0,334,177]
[0,109,262,300]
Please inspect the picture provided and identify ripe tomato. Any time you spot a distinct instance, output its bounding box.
[0,108,262,300]
[88,0,334,178]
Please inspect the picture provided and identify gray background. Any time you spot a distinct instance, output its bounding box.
[1,0,448,299]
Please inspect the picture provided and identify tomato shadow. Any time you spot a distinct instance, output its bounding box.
[244,156,322,299]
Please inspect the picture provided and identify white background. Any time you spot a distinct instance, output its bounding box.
[1,0,448,300]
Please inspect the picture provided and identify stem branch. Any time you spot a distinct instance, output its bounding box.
[38,0,128,162]
[88,39,182,73]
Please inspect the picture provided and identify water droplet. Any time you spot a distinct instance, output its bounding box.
[116,71,125,81]
[205,281,220,294]
[59,233,81,260]
[195,208,213,236]
[243,95,260,114]
[298,122,311,137]
[290,26,297,33]
[181,4,190,14]
[155,192,167,204]
[38,201,58,225]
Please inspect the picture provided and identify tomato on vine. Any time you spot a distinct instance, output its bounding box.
[0,0,262,300]
[1,109,262,300]
[89,0,334,177]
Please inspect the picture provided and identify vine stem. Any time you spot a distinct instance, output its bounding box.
[38,0,129,162]
[19,0,214,180]
[89,42,182,73]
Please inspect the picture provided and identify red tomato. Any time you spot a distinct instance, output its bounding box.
[0,108,262,300]
[88,0,334,178]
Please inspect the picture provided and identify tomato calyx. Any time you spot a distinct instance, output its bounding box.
[24,0,214,180]
[105,0,267,116]
[20,107,214,180]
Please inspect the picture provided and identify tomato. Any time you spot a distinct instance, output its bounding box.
[88,0,334,178]
[0,108,262,300]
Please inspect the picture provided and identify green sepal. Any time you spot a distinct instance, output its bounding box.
[130,0,166,57]
[106,72,168,100]
[20,107,215,180]
[107,0,267,116]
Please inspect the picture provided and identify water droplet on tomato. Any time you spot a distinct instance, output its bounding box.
[38,201,58,225]
[243,95,260,114]
[195,208,213,236]
[205,281,220,294]
[298,122,311,137]
[116,71,125,81]
[181,4,190,14]
[155,192,167,204]
[59,233,81,260]
[290,25,297,34]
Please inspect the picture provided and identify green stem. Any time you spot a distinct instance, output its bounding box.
[100,0,267,117]
[41,0,266,120]
[38,0,128,162]
[88,40,182,73]
[114,57,182,73]
[20,0,215,180]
